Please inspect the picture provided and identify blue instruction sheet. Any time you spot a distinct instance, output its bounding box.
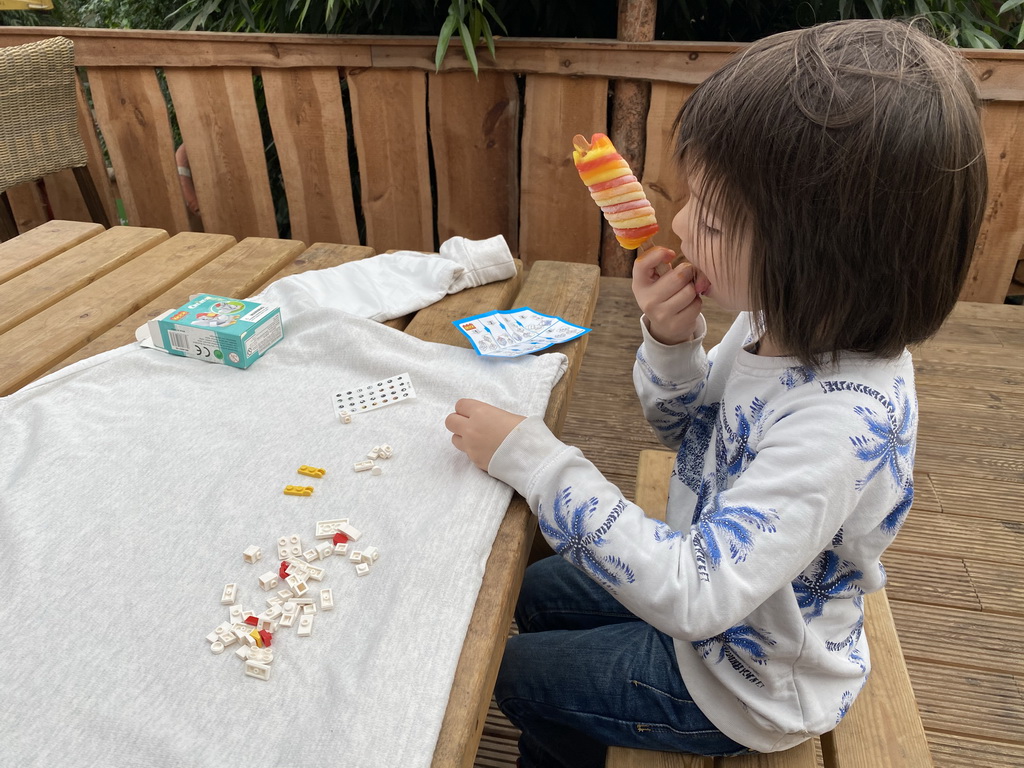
[453,307,591,357]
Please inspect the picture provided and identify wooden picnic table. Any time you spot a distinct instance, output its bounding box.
[0,219,601,767]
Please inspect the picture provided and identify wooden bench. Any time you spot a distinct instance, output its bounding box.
[606,450,933,768]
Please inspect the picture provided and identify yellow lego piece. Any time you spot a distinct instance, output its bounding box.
[251,629,263,648]
[297,465,326,478]
[283,485,314,496]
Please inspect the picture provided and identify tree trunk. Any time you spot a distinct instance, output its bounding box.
[601,0,657,277]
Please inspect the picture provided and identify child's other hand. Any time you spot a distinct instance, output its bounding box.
[632,246,702,345]
[445,398,527,471]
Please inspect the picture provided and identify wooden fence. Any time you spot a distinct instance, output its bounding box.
[0,26,1021,301]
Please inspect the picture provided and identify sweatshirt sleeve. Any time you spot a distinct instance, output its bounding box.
[487,393,889,642]
[632,313,714,450]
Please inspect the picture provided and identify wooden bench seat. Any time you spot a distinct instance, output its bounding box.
[606,450,933,768]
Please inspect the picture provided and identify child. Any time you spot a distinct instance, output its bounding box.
[444,18,986,767]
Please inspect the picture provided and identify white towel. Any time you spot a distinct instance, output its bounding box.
[0,239,565,767]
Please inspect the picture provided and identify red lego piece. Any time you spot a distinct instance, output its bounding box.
[279,560,290,579]
[333,532,348,545]
[244,615,259,626]
[259,629,272,647]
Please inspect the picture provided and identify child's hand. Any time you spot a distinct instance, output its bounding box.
[632,246,703,345]
[444,398,527,471]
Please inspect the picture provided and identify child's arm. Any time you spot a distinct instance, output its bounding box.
[455,394,898,642]
[630,246,718,450]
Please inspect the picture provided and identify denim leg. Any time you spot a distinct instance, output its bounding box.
[514,555,639,634]
[497,557,750,768]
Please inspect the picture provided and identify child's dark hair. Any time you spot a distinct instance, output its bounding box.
[674,19,987,368]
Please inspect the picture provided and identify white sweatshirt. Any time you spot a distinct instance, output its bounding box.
[488,312,917,752]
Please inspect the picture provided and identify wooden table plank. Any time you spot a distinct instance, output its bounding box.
[0,220,105,285]
[0,232,236,396]
[404,261,525,346]
[431,260,600,768]
[0,226,168,334]
[47,236,306,375]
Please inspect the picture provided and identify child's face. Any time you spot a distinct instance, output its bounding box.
[671,172,752,312]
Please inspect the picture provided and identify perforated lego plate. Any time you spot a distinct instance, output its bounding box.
[333,373,416,417]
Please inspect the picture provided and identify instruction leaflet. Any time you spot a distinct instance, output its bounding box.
[453,307,590,357]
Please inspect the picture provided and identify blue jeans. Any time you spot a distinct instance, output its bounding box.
[495,556,751,768]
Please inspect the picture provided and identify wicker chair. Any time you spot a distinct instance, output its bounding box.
[0,36,111,240]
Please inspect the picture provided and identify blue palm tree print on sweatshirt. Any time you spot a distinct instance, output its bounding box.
[694,624,775,688]
[829,376,915,491]
[539,489,634,591]
[793,551,864,622]
[692,495,779,581]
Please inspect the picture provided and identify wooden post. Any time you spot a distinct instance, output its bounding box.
[601,0,657,277]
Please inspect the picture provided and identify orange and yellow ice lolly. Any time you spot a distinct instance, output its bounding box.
[572,132,659,250]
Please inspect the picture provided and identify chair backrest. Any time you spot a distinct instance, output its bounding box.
[0,36,88,192]
[0,36,110,239]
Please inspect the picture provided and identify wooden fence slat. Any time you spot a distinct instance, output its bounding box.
[518,75,607,267]
[87,67,190,234]
[76,75,119,225]
[5,181,48,235]
[428,70,520,252]
[963,100,1024,302]
[643,82,694,252]
[262,67,360,246]
[164,67,279,240]
[348,68,433,252]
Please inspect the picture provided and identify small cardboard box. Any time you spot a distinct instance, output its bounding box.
[143,295,283,369]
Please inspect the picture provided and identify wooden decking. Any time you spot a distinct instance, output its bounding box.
[474,276,1024,768]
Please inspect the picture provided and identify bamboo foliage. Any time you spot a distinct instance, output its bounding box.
[0,27,1020,300]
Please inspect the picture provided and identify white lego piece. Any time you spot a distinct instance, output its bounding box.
[217,631,237,648]
[289,597,315,605]
[353,460,374,472]
[278,534,303,559]
[334,542,348,556]
[337,409,352,424]
[305,564,325,582]
[211,641,225,654]
[235,645,250,660]
[244,632,258,647]
[229,605,244,623]
[303,547,320,562]
[287,578,309,598]
[257,572,279,591]
[315,518,350,539]
[232,626,251,642]
[250,646,274,665]
[280,610,296,628]
[243,545,262,564]
[207,622,232,643]
[320,589,334,611]
[349,549,363,563]
[316,542,334,559]
[336,522,362,541]
[276,588,293,601]
[367,447,381,459]
[355,562,371,577]
[265,604,283,620]
[370,465,383,476]
[302,602,317,615]
[245,661,272,681]
[297,615,314,637]
[286,557,311,576]
[221,583,237,605]
[380,443,393,458]
[363,546,380,563]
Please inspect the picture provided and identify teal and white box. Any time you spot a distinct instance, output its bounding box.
[146,295,283,369]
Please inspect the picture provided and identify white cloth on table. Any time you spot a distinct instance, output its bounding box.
[0,237,565,767]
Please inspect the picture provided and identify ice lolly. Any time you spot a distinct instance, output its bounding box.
[572,132,659,250]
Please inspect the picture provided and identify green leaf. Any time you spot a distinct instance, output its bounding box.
[435,12,458,72]
[481,0,508,34]
[483,18,496,60]
[999,0,1024,13]
[459,20,479,77]
[865,0,885,18]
